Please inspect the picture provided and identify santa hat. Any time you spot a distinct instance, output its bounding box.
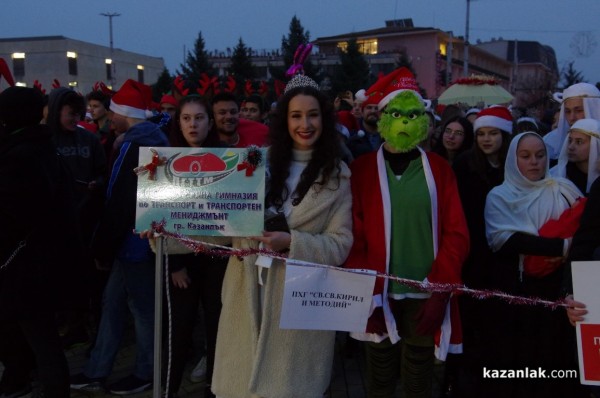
[363,67,429,110]
[110,79,154,119]
[473,106,513,134]
[355,89,366,105]
[553,82,600,103]
[0,58,15,87]
[160,94,177,107]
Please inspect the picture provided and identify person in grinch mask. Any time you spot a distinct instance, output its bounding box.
[345,67,469,398]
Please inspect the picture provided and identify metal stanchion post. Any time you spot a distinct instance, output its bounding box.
[153,236,164,398]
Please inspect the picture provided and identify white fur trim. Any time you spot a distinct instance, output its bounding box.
[435,300,453,360]
[473,114,513,134]
[355,89,367,103]
[110,101,148,119]
[378,89,426,110]
[419,148,439,256]
[376,146,400,344]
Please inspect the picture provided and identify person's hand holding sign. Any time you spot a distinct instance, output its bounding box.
[251,231,291,253]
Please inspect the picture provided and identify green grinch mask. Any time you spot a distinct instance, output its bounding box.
[378,91,428,153]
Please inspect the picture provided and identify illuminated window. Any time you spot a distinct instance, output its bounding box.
[439,43,447,56]
[67,52,78,76]
[137,65,144,83]
[358,39,378,55]
[11,53,25,77]
[105,59,113,80]
[337,39,378,55]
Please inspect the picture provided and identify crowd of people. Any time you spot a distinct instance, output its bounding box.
[0,61,599,398]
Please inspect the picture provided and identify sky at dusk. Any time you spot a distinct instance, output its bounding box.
[1,0,598,89]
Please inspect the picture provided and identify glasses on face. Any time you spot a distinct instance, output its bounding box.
[444,128,465,138]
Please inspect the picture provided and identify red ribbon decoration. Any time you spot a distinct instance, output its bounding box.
[237,161,256,176]
[134,149,166,180]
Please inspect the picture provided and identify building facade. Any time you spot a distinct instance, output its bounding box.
[0,36,164,92]
[208,20,558,113]
[313,20,513,100]
[475,39,559,110]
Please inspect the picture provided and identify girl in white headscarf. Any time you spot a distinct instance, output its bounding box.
[484,132,587,397]
[550,118,600,195]
[543,82,600,160]
[486,132,583,260]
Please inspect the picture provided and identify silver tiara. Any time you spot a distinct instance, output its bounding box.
[284,74,319,94]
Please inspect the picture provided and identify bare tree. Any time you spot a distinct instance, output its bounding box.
[570,31,597,58]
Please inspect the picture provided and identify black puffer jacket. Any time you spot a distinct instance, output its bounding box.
[0,124,84,320]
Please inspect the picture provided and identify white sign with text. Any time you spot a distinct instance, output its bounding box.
[280,264,375,332]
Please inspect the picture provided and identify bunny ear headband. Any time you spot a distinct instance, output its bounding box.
[285,43,313,77]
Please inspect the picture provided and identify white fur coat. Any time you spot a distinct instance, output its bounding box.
[199,162,354,398]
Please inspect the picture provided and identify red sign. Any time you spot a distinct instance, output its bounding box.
[580,324,600,382]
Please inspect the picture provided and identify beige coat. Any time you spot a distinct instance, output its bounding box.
[209,162,353,398]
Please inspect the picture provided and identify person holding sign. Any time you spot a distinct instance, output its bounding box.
[162,95,228,398]
[207,74,353,397]
[485,132,587,397]
[565,176,600,393]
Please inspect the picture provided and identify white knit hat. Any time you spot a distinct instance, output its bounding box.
[473,106,513,134]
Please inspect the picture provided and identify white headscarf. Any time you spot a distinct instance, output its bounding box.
[543,83,600,159]
[485,132,583,252]
[550,118,600,194]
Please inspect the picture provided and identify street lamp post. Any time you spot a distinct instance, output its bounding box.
[100,12,120,86]
[447,31,454,85]
[463,0,471,77]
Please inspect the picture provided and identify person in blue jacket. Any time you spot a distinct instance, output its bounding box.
[70,79,169,395]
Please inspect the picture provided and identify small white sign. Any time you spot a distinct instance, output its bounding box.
[280,264,375,332]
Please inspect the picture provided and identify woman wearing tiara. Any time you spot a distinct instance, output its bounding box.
[208,75,353,398]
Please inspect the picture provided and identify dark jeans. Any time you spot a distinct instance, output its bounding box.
[0,313,69,398]
[163,252,228,396]
[85,258,156,380]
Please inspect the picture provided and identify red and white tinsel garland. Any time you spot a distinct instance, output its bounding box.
[150,221,570,310]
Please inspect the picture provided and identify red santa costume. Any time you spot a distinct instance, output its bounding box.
[346,145,469,360]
